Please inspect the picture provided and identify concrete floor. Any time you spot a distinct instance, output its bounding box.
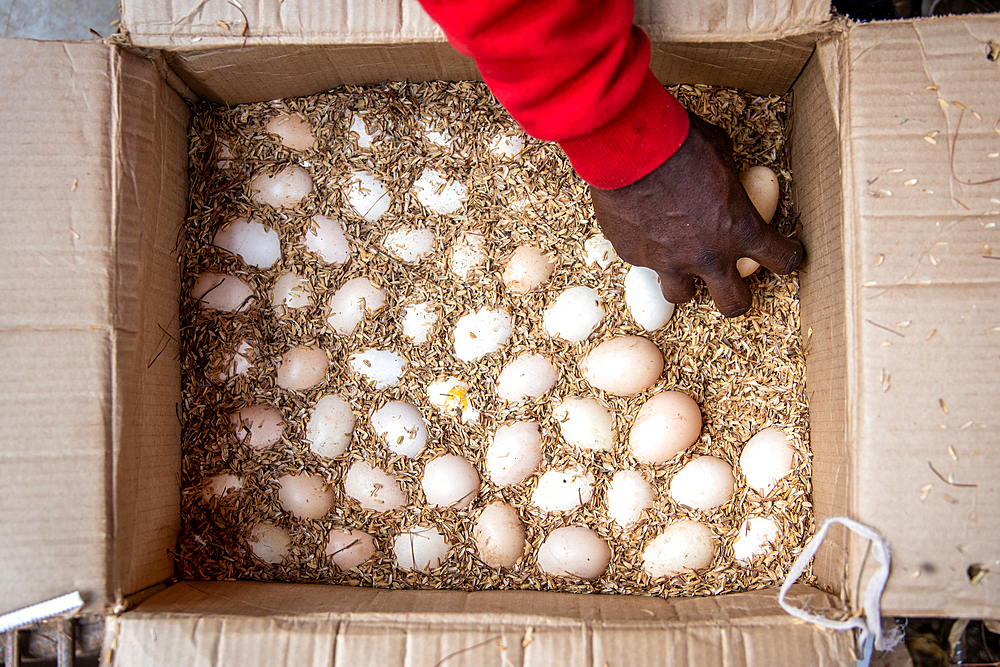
[1,0,120,40]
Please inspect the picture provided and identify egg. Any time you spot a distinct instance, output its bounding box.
[486,421,543,484]
[201,473,243,502]
[326,528,375,570]
[580,336,663,396]
[305,394,355,459]
[393,525,450,572]
[536,526,611,580]
[345,170,391,222]
[382,227,435,263]
[495,353,557,402]
[552,397,614,452]
[427,377,480,423]
[215,138,233,170]
[532,467,595,512]
[371,401,428,458]
[543,287,604,342]
[420,119,452,147]
[326,277,386,335]
[474,502,526,568]
[191,272,254,312]
[628,391,702,464]
[488,133,524,157]
[271,272,311,313]
[304,214,351,265]
[248,522,291,564]
[624,266,675,331]
[265,113,315,152]
[347,349,406,388]
[276,345,328,391]
[215,339,254,382]
[501,245,555,294]
[250,165,313,208]
[349,114,376,148]
[344,462,406,511]
[422,454,480,509]
[583,234,618,269]
[450,231,485,279]
[642,520,716,577]
[230,403,285,449]
[213,217,281,268]
[413,168,467,215]
[737,166,781,277]
[732,517,781,561]
[400,302,439,344]
[739,427,795,494]
[669,456,736,511]
[453,307,512,362]
[276,473,336,520]
[606,470,655,528]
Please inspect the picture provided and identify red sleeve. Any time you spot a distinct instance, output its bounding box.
[417,0,689,189]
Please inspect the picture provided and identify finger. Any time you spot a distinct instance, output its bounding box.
[702,265,753,318]
[657,270,697,304]
[742,224,805,276]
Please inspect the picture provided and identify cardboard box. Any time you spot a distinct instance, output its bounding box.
[1,3,998,664]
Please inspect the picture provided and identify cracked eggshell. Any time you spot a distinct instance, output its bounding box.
[213,217,281,268]
[502,245,555,294]
[326,529,375,570]
[628,391,702,464]
[669,456,735,511]
[413,168,467,215]
[250,165,313,208]
[606,470,654,528]
[305,395,354,459]
[543,286,604,342]
[427,377,479,423]
[486,421,543,485]
[580,335,663,396]
[394,525,450,573]
[344,462,405,511]
[450,231,485,279]
[643,520,716,577]
[371,401,428,458]
[496,353,557,402]
[265,113,315,152]
[452,307,512,362]
[276,473,336,520]
[532,467,595,512]
[422,454,480,509]
[732,517,781,560]
[201,473,243,502]
[191,272,253,312]
[474,502,526,568]
[326,277,386,335]
[401,302,438,344]
[624,266,675,330]
[383,227,435,263]
[271,272,311,313]
[739,427,795,494]
[304,215,351,265]
[345,170,390,222]
[348,349,406,389]
[537,526,611,580]
[276,345,328,391]
[231,404,285,450]
[583,234,617,269]
[553,397,614,452]
[248,522,291,564]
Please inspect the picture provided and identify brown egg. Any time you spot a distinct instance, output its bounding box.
[501,245,555,294]
[265,113,315,152]
[325,529,375,570]
[579,336,663,396]
[276,345,328,391]
[276,473,335,520]
[230,403,285,450]
[627,391,701,464]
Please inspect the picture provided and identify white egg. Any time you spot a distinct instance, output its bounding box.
[624,266,675,331]
[348,348,406,388]
[732,517,781,561]
[628,391,702,464]
[201,473,243,502]
[271,272,311,313]
[474,502,526,568]
[422,454,480,510]
[401,302,439,344]
[305,394,354,459]
[413,169,467,215]
[371,401,428,458]
[265,113,315,152]
[502,245,555,294]
[344,462,406,511]
[543,286,605,342]
[191,272,253,312]
[737,166,781,276]
[496,353,557,402]
[450,231,485,279]
[215,339,254,382]
[248,522,291,564]
[349,113,375,148]
[537,526,611,580]
[276,345,328,391]
[326,277,387,335]
[230,403,285,450]
[276,473,336,520]
[427,377,480,423]
[552,397,614,452]
[583,234,618,269]
[486,421,543,485]
[579,336,663,396]
[326,528,375,570]
[453,307,512,362]
[250,165,313,208]
[642,520,716,577]
[606,470,655,528]
[394,525,450,573]
[488,133,524,157]
[345,170,391,222]
[304,214,351,265]
[669,456,736,511]
[532,467,595,512]
[213,217,281,268]
[739,427,795,495]
[383,227,436,263]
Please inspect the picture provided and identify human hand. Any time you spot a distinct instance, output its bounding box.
[590,111,804,318]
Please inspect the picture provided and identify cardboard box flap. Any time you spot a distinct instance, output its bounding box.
[121,0,830,50]
[109,581,855,666]
[841,15,1000,617]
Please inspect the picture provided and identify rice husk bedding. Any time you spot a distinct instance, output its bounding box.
[175,80,813,598]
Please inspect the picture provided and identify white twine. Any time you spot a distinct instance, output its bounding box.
[0,592,84,633]
[778,517,903,657]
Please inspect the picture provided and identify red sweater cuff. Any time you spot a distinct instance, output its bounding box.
[558,72,690,190]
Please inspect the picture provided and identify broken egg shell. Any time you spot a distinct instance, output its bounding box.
[248,521,291,564]
[276,472,336,520]
[739,427,795,495]
[276,345,329,391]
[606,470,655,528]
[628,391,702,464]
[669,456,736,511]
[325,528,375,570]
[265,113,315,152]
[304,214,351,265]
[422,454,480,509]
[326,277,386,335]
[474,502,526,568]
[191,272,254,312]
[583,234,618,269]
[486,421,543,485]
[643,520,716,577]
[532,467,595,512]
[231,403,285,450]
[344,462,406,511]
[536,526,611,580]
[452,307,512,362]
[495,353,558,402]
[427,377,479,424]
[393,525,450,573]
[580,335,663,396]
[305,394,355,459]
[250,164,313,208]
[502,245,555,294]
[543,286,605,342]
[371,400,428,458]
[552,397,614,452]
[213,217,281,269]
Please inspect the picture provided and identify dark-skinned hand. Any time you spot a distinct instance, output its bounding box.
[590,110,804,318]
